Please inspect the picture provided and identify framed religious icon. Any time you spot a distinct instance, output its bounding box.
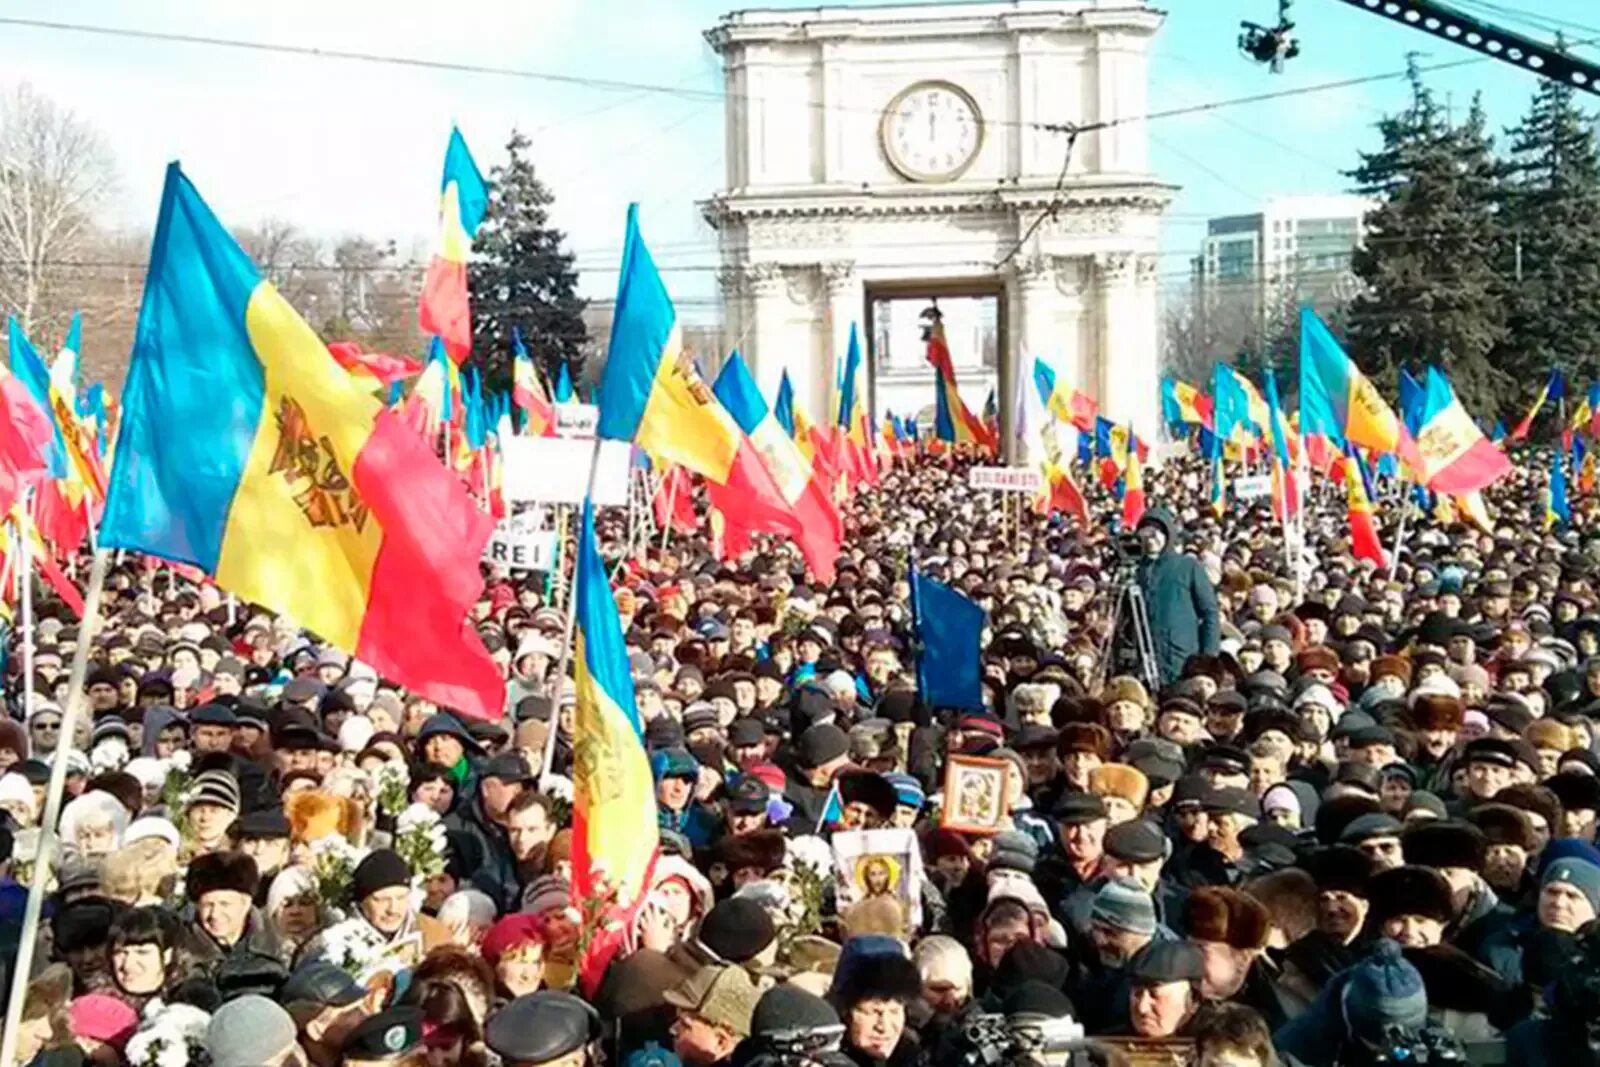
[940,754,1010,835]
[832,828,923,930]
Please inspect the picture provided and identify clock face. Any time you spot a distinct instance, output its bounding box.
[881,80,983,182]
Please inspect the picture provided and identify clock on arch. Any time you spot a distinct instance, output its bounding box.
[880,80,983,183]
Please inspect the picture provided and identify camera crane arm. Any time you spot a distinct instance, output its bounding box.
[1243,0,1600,97]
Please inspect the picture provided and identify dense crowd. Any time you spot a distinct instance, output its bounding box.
[5,448,1600,1067]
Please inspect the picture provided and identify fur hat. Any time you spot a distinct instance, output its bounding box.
[186,850,260,902]
[1100,676,1150,710]
[1295,646,1340,675]
[1057,722,1110,759]
[1183,887,1270,950]
[1548,771,1600,813]
[1525,719,1573,753]
[1371,655,1414,686]
[1302,845,1377,896]
[1368,866,1455,926]
[1467,803,1535,851]
[1409,694,1464,732]
[714,830,786,877]
[828,939,921,1010]
[1088,764,1149,809]
[284,792,361,845]
[1402,819,1487,872]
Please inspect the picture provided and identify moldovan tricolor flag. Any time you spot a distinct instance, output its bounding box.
[596,205,742,483]
[1341,444,1385,567]
[327,341,421,394]
[712,353,842,582]
[418,127,488,362]
[1413,367,1512,494]
[1265,372,1300,522]
[7,317,67,479]
[1511,369,1565,442]
[101,163,504,721]
[511,327,555,437]
[927,309,995,452]
[570,498,659,993]
[1121,428,1145,528]
[837,324,878,490]
[1546,444,1571,531]
[1299,307,1416,466]
[1032,357,1097,432]
[0,358,55,516]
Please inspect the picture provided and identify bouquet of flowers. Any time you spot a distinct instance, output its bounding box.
[373,759,410,818]
[776,834,832,944]
[392,803,447,881]
[316,915,389,978]
[91,737,130,773]
[307,834,368,916]
[124,1002,211,1067]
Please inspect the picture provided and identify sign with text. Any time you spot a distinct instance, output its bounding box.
[554,402,598,438]
[1232,474,1272,501]
[967,466,1042,494]
[502,437,632,505]
[483,524,558,570]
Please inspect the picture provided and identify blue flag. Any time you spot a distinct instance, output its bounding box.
[910,569,985,712]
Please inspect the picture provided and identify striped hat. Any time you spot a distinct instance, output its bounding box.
[187,769,241,814]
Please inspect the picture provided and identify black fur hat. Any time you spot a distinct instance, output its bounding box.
[1402,819,1487,873]
[1368,866,1455,927]
[185,850,260,902]
[828,943,921,1011]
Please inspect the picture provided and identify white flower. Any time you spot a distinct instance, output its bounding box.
[785,834,833,878]
[91,738,129,771]
[167,750,191,774]
[395,802,441,833]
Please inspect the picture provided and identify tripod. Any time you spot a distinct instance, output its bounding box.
[1096,574,1160,695]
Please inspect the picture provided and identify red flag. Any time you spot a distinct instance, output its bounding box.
[652,465,698,535]
[1039,464,1089,526]
[327,341,422,386]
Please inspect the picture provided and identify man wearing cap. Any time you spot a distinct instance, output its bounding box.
[234,807,293,904]
[1119,940,1205,1038]
[341,1006,425,1067]
[447,750,535,913]
[665,963,759,1065]
[486,990,603,1067]
[282,959,376,1066]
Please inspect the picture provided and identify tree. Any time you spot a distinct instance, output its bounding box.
[0,82,117,337]
[468,130,587,391]
[1345,63,1511,418]
[1498,65,1600,414]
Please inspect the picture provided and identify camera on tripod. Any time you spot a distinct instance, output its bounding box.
[951,1011,1089,1067]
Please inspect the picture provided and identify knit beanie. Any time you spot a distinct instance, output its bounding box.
[1340,940,1428,1050]
[1542,857,1600,914]
[351,849,411,901]
[1090,877,1157,936]
[987,831,1039,876]
[187,769,241,814]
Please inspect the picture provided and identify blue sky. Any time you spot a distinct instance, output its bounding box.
[6,0,1600,322]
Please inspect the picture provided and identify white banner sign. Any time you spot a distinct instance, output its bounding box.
[554,402,598,438]
[483,525,558,570]
[1233,473,1273,500]
[502,437,632,505]
[967,466,1042,494]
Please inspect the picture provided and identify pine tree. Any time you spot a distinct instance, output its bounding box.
[1499,68,1600,415]
[1345,64,1510,418]
[468,130,587,390]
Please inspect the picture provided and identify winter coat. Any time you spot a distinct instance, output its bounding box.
[445,792,520,914]
[1133,507,1221,685]
[175,906,286,978]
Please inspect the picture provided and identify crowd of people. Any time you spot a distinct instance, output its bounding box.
[4,446,1600,1067]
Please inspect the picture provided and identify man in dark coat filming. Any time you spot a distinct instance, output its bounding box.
[1131,507,1221,685]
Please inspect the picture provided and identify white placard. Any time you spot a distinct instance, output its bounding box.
[1233,473,1273,500]
[554,402,598,438]
[967,466,1042,494]
[483,525,558,570]
[502,436,632,505]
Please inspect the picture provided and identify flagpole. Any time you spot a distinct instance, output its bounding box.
[659,469,679,552]
[1389,476,1413,573]
[0,548,110,1067]
[19,496,34,719]
[539,438,604,795]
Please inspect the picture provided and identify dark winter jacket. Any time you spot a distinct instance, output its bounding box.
[1133,507,1221,685]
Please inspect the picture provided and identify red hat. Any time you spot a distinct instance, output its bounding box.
[747,762,787,793]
